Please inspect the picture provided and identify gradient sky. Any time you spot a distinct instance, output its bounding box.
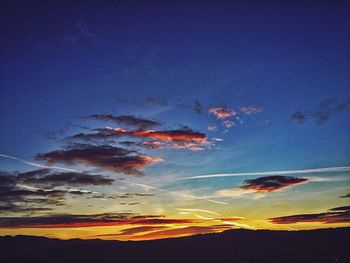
[0,1,350,240]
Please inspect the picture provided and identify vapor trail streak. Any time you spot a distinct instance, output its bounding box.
[179,167,350,180]
[0,153,78,172]
[0,153,228,205]
[175,208,220,215]
[118,179,229,205]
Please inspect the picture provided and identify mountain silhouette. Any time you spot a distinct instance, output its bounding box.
[1,227,349,262]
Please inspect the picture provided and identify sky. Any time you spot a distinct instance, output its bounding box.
[0,1,350,241]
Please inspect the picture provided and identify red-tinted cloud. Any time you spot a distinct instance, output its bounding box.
[36,144,162,176]
[208,107,236,119]
[112,128,206,143]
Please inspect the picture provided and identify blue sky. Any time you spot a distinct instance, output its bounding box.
[0,1,349,239]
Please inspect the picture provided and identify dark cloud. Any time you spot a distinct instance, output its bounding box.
[240,176,309,192]
[16,169,114,187]
[98,226,167,236]
[120,202,140,205]
[0,213,196,228]
[339,193,350,198]
[194,100,203,115]
[36,144,162,176]
[329,206,350,211]
[291,99,350,124]
[132,225,232,240]
[0,204,53,214]
[65,128,118,142]
[85,114,160,129]
[91,193,153,199]
[0,169,114,214]
[269,206,350,224]
[291,111,306,123]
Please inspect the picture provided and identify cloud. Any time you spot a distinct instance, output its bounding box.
[16,169,114,187]
[109,128,209,151]
[208,107,236,119]
[222,120,234,129]
[85,114,160,129]
[179,166,350,180]
[97,226,167,237]
[0,213,196,228]
[207,125,217,131]
[111,128,207,143]
[329,206,350,211]
[0,169,109,214]
[240,105,263,115]
[194,100,203,114]
[175,208,220,216]
[291,98,350,124]
[240,176,309,192]
[131,225,233,240]
[0,153,78,172]
[339,193,350,198]
[269,206,350,224]
[291,111,307,124]
[67,127,209,151]
[36,144,162,176]
[65,128,118,142]
[119,141,165,149]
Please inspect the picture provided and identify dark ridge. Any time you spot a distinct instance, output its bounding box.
[1,228,349,263]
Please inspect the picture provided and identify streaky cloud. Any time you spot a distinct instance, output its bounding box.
[0,153,78,172]
[179,166,350,180]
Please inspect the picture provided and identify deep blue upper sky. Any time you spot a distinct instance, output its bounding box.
[1,1,350,238]
[1,1,349,172]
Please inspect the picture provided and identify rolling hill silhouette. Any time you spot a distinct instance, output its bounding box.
[1,228,349,263]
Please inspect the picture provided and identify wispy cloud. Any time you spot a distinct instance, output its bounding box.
[84,114,160,129]
[208,106,236,119]
[240,105,263,115]
[0,213,197,228]
[339,193,350,198]
[179,166,350,180]
[269,206,350,224]
[291,98,350,124]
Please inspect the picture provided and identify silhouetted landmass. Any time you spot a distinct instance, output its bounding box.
[1,228,349,263]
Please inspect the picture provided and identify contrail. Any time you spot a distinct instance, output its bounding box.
[179,166,350,180]
[118,179,229,205]
[175,208,220,216]
[0,153,228,205]
[0,153,78,172]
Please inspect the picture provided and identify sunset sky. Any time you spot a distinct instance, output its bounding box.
[0,1,350,241]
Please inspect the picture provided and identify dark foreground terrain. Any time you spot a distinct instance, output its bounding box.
[1,228,349,263]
